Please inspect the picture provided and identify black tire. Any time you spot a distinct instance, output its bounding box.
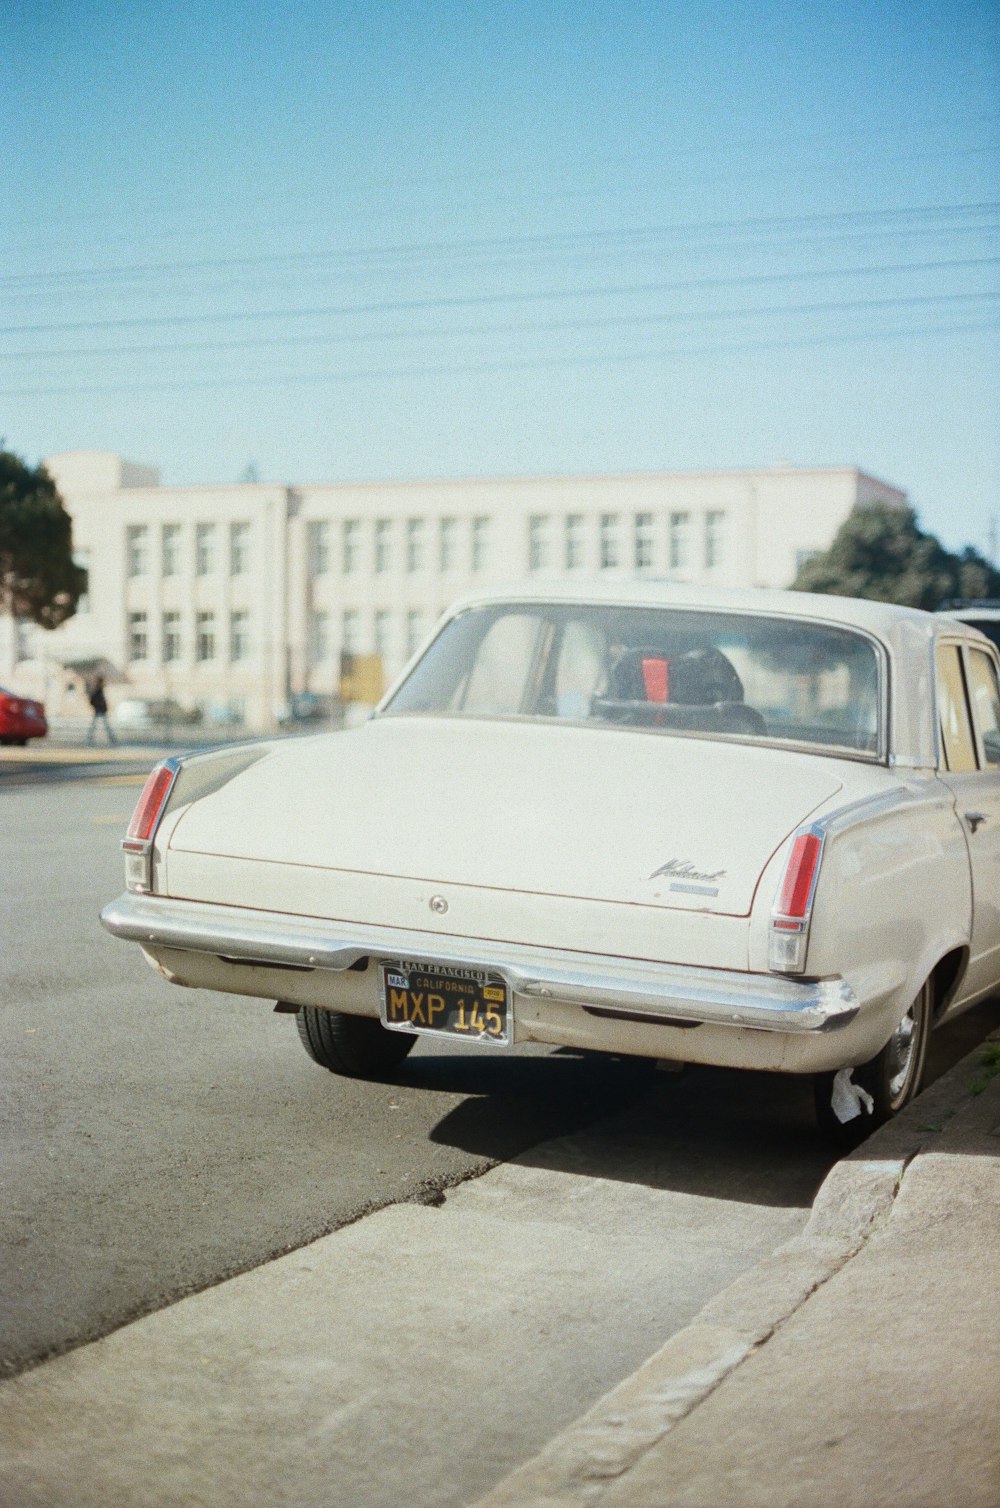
[814,979,933,1147]
[295,1007,417,1079]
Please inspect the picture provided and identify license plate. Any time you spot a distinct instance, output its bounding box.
[379,960,510,1045]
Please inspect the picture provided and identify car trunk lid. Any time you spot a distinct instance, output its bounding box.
[167,717,843,918]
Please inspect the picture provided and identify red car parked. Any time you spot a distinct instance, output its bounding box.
[0,687,48,745]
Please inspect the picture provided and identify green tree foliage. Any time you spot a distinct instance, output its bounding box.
[0,450,87,629]
[793,502,1000,610]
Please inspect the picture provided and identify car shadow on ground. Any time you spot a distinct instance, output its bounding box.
[407,1051,837,1210]
[410,995,1000,1212]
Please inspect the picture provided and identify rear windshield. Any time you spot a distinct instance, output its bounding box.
[384,603,883,758]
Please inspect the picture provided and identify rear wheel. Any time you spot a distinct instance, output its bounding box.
[295,1007,417,1079]
[814,979,933,1146]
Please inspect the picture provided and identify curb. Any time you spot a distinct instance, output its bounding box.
[0,744,167,766]
[477,1027,1000,1508]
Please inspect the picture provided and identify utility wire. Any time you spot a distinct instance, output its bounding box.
[4,256,998,339]
[2,200,997,291]
[2,316,996,399]
[2,278,998,364]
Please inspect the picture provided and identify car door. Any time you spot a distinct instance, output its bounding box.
[936,638,1000,1004]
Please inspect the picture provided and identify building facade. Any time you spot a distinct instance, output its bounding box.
[4,452,906,729]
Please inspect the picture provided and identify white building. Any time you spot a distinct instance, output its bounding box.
[4,452,906,730]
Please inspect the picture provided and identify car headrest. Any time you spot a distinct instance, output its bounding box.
[610,646,745,706]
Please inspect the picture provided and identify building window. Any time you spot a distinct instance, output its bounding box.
[471,516,490,572]
[565,514,585,571]
[374,609,391,661]
[162,611,181,664]
[375,518,392,573]
[406,518,425,573]
[439,516,458,572]
[230,521,250,576]
[126,525,148,578]
[196,610,216,662]
[342,519,361,574]
[161,524,181,577]
[74,550,90,613]
[634,513,654,571]
[309,610,329,665]
[528,514,551,572]
[14,619,32,663]
[195,523,216,576]
[705,510,726,569]
[308,520,330,577]
[127,610,148,662]
[669,512,690,570]
[599,513,620,570]
[342,609,360,653]
[230,609,250,663]
[406,609,425,656]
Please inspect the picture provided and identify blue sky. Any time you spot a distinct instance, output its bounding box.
[2,0,998,554]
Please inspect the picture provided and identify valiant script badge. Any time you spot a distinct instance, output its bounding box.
[648,858,726,896]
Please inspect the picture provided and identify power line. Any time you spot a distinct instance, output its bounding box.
[2,274,998,365]
[2,316,995,399]
[4,255,997,340]
[2,201,997,293]
[3,117,996,254]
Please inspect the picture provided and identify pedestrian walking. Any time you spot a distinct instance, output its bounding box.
[86,675,116,745]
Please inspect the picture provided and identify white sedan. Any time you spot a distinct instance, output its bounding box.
[102,585,1000,1140]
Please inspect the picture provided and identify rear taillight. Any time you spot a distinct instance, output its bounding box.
[769,827,824,974]
[122,760,179,892]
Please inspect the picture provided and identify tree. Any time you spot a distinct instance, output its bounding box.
[0,450,87,629]
[793,502,1000,610]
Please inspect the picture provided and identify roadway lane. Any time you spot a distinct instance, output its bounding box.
[2,768,998,1385]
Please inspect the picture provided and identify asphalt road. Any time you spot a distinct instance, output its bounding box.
[3,757,998,1391]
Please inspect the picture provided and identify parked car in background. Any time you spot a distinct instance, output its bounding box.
[0,687,47,746]
[112,698,203,736]
[102,585,1000,1143]
[938,598,1000,655]
[275,691,341,728]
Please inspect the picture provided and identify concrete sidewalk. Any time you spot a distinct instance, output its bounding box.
[483,1031,1000,1508]
[1,1034,997,1507]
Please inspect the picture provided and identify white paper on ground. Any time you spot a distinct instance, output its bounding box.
[831,1067,875,1123]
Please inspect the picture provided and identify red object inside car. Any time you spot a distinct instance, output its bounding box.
[640,656,670,703]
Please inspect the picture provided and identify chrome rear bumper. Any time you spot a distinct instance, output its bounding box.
[101,891,860,1035]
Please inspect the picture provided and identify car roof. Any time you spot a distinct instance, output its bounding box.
[445,580,946,636]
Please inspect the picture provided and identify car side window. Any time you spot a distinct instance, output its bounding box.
[966,648,1000,768]
[937,643,977,772]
